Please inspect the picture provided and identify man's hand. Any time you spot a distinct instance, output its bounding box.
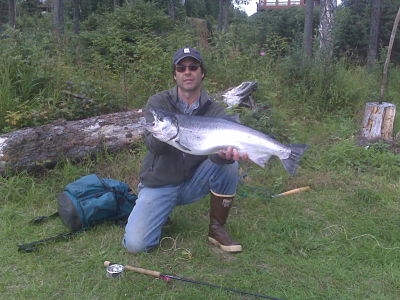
[218,146,249,161]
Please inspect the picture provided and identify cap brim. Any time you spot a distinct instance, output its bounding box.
[174,55,202,65]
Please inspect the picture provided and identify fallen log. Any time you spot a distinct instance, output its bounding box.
[0,110,145,174]
[0,82,258,174]
[215,81,258,109]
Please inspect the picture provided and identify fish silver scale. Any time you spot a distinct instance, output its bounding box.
[175,114,291,160]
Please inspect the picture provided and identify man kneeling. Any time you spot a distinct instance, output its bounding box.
[123,47,247,253]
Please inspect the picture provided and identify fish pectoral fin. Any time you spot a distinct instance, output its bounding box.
[175,139,192,152]
[248,153,272,168]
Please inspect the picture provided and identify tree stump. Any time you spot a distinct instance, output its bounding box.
[186,17,209,48]
[0,110,145,174]
[360,102,396,141]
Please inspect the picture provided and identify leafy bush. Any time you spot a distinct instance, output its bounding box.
[0,1,205,132]
[0,28,58,131]
[80,2,175,70]
[275,55,377,117]
[0,27,127,132]
[79,2,200,107]
[251,7,307,50]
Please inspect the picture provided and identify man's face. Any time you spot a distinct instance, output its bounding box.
[173,57,204,93]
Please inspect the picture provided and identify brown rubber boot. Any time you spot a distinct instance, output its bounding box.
[208,192,242,253]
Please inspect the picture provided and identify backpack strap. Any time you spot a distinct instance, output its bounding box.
[17,229,84,253]
[29,212,59,224]
[99,177,135,207]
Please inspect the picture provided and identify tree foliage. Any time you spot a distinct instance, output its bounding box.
[250,7,314,51]
[335,0,400,62]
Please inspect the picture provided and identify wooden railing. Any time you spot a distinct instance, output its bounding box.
[257,0,305,10]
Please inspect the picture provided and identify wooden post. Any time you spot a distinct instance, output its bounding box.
[361,102,396,141]
[380,6,400,102]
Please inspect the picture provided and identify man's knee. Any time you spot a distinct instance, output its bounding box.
[123,235,152,253]
[226,161,239,173]
[218,161,239,181]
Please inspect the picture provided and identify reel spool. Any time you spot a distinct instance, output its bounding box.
[106,263,125,278]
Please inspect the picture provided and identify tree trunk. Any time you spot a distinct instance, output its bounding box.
[8,0,16,29]
[169,0,176,19]
[0,110,145,175]
[318,0,336,59]
[0,1,8,25]
[218,0,223,32]
[53,0,64,34]
[113,0,119,10]
[73,0,80,35]
[367,0,382,72]
[360,102,396,141]
[222,0,229,32]
[303,0,314,57]
[380,7,400,103]
[218,0,229,32]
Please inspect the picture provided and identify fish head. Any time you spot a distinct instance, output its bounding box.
[145,109,179,142]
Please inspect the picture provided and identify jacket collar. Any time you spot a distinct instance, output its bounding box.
[169,86,212,114]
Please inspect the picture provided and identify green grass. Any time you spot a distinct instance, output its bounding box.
[1,132,400,299]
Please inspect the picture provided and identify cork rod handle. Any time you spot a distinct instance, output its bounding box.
[104,261,161,278]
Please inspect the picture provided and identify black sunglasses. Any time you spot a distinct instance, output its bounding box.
[175,64,200,73]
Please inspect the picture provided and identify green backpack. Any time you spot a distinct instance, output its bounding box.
[57,174,137,231]
[18,174,137,252]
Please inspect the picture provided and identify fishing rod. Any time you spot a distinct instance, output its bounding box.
[104,261,284,300]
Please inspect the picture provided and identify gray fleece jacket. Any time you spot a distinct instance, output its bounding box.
[139,86,234,187]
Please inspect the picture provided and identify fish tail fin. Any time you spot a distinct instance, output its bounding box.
[281,144,309,175]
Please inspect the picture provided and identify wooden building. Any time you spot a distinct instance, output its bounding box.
[257,0,305,10]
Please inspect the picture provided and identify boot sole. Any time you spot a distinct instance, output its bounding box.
[208,237,242,253]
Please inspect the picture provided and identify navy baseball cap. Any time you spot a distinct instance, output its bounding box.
[173,47,203,65]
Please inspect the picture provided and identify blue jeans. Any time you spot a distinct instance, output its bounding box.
[123,159,239,253]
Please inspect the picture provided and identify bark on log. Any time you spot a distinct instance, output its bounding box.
[360,102,396,141]
[216,81,258,109]
[0,110,145,174]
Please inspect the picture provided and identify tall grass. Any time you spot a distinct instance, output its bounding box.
[274,54,379,118]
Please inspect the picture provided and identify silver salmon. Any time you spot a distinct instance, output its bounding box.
[145,109,308,175]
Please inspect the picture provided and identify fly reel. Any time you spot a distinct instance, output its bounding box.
[106,263,125,278]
